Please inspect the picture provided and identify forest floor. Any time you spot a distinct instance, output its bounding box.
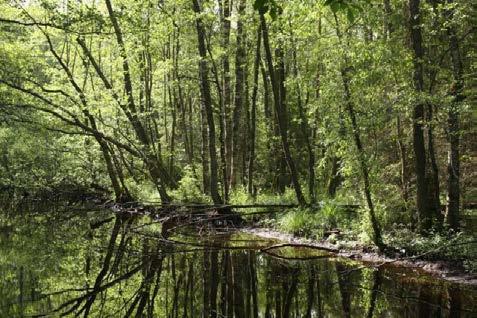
[243,227,477,286]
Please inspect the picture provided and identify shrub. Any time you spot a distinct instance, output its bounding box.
[170,165,209,203]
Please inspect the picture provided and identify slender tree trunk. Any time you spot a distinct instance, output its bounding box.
[426,103,443,227]
[445,0,463,231]
[334,14,384,249]
[248,24,261,196]
[104,0,173,202]
[341,66,384,250]
[328,156,343,197]
[383,0,393,39]
[192,0,223,204]
[396,116,410,206]
[261,61,281,192]
[292,43,316,203]
[200,105,210,195]
[221,0,233,199]
[231,0,246,188]
[385,3,409,211]
[260,13,307,205]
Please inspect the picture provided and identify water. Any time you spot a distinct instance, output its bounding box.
[0,208,476,317]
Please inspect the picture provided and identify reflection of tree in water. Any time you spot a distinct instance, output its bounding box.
[4,214,471,317]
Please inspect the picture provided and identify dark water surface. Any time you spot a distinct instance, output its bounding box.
[0,208,476,317]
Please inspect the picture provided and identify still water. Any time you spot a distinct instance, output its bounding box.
[0,208,476,317]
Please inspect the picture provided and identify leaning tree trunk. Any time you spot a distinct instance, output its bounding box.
[192,0,223,205]
[104,0,173,202]
[341,67,384,250]
[333,14,384,250]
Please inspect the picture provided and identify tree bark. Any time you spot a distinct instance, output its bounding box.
[333,14,384,249]
[219,0,232,200]
[341,66,384,250]
[192,0,223,205]
[444,0,463,231]
[248,24,261,196]
[409,0,432,231]
[231,0,246,188]
[104,0,174,202]
[292,42,316,204]
[260,13,307,205]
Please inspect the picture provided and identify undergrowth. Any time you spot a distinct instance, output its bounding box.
[384,228,477,273]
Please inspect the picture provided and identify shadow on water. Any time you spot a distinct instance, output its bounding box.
[0,206,476,317]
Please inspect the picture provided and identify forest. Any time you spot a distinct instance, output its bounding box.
[0,0,476,316]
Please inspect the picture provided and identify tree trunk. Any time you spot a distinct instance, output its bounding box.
[231,0,246,188]
[383,0,393,39]
[445,0,463,231]
[327,157,341,197]
[292,44,316,204]
[192,0,223,205]
[260,13,307,205]
[104,0,173,202]
[333,14,384,249]
[409,0,432,231]
[396,116,410,205]
[426,103,443,227]
[248,24,261,196]
[219,0,232,202]
[341,66,384,250]
[200,106,210,195]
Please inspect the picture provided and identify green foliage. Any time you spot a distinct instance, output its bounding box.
[170,165,209,203]
[0,0,474,266]
[323,0,368,23]
[276,200,356,238]
[385,229,477,273]
[229,186,253,205]
[277,208,320,237]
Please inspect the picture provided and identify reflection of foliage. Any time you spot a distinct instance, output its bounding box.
[0,209,476,317]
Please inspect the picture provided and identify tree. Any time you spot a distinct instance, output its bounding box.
[192,0,223,205]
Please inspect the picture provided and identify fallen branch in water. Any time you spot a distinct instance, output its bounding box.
[261,242,339,253]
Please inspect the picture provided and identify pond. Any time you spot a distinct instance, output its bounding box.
[0,207,476,317]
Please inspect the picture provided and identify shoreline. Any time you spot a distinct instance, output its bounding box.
[243,227,477,286]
